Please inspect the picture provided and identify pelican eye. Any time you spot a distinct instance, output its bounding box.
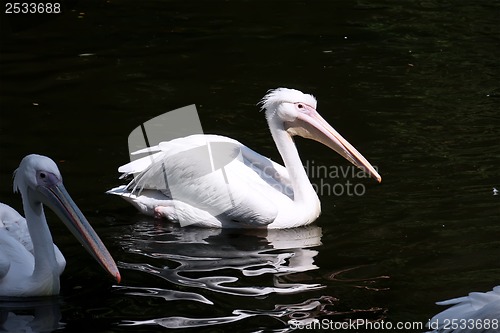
[297,103,304,109]
[40,172,46,179]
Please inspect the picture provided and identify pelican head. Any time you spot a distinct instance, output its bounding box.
[261,88,381,183]
[14,154,62,195]
[13,154,121,283]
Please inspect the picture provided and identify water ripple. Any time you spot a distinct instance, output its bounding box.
[114,221,326,329]
[122,296,337,330]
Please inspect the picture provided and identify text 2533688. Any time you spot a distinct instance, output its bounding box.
[5,2,61,14]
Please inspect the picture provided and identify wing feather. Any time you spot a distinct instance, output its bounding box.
[114,134,295,226]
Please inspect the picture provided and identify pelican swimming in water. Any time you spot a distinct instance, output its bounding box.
[108,88,381,229]
[0,154,120,297]
[427,286,500,332]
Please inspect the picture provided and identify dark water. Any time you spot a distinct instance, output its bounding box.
[1,0,499,332]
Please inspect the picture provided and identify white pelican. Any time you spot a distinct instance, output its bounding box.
[107,88,381,229]
[427,286,500,332]
[0,154,121,297]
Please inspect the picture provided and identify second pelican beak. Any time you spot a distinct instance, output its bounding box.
[34,174,121,283]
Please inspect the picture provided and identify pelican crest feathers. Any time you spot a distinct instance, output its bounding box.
[258,88,317,112]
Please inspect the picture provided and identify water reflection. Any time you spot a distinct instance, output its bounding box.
[123,296,337,330]
[0,297,63,333]
[115,220,331,329]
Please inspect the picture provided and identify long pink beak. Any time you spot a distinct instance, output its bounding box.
[36,179,121,283]
[286,105,381,183]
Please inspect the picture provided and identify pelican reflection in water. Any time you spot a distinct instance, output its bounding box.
[116,222,330,329]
